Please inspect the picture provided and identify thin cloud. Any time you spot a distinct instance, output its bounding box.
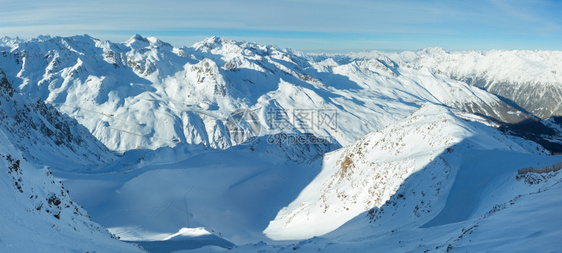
[0,0,561,51]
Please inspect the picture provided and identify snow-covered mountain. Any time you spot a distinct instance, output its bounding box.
[53,103,562,252]
[0,112,140,252]
[0,67,142,251]
[237,104,562,252]
[0,35,529,152]
[386,48,562,119]
[2,34,561,252]
[263,103,549,240]
[0,69,115,169]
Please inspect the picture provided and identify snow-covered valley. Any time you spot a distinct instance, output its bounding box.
[1,35,561,252]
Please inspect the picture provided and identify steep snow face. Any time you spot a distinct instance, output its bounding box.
[0,130,141,252]
[264,104,548,240]
[0,68,136,251]
[244,166,562,252]
[0,69,115,169]
[272,131,562,252]
[397,49,562,119]
[0,35,526,151]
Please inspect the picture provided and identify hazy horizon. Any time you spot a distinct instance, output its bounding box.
[1,0,561,53]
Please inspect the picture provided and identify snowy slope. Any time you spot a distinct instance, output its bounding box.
[54,103,557,251]
[0,69,115,169]
[2,34,560,252]
[233,168,562,252]
[273,149,562,252]
[0,67,141,252]
[0,35,527,152]
[225,105,562,252]
[0,128,142,252]
[263,103,549,240]
[394,48,562,119]
[55,136,334,246]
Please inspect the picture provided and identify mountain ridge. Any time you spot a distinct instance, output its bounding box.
[0,68,115,169]
[1,34,561,252]
[0,34,539,152]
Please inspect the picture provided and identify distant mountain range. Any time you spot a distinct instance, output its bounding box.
[3,35,559,153]
[1,35,561,252]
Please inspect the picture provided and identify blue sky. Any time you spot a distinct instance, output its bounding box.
[1,0,561,52]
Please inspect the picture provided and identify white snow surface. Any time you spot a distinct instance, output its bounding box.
[0,129,142,252]
[0,69,115,169]
[263,103,550,240]
[55,103,561,252]
[381,48,562,118]
[1,35,561,252]
[0,35,529,152]
[231,105,562,252]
